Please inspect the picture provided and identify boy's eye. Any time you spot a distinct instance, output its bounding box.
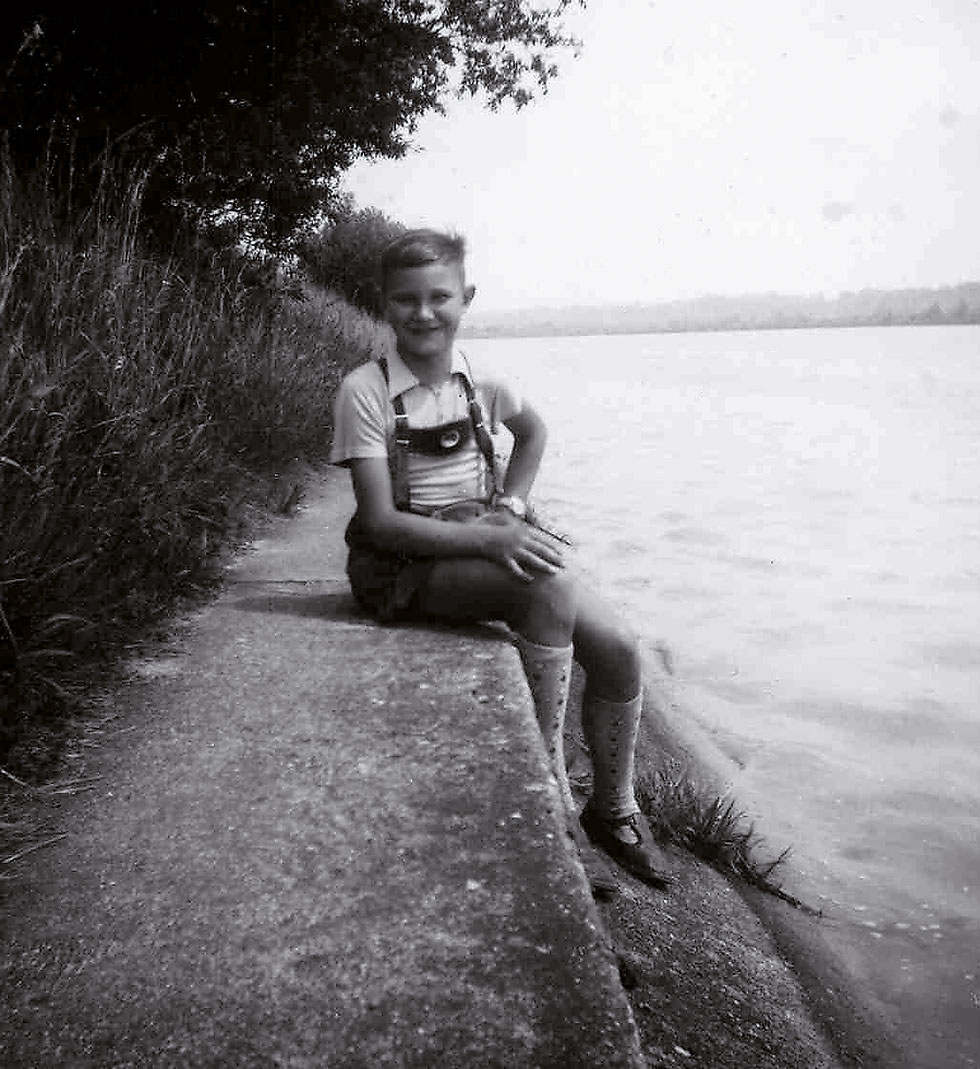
[390,291,453,306]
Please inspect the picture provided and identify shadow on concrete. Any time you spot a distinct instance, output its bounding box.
[228,589,512,645]
[230,590,364,621]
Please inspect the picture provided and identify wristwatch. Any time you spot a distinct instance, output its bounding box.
[494,495,527,519]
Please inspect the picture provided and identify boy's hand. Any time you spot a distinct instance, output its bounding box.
[478,512,566,581]
[473,510,519,528]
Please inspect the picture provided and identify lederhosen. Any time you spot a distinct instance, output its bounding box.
[344,356,501,619]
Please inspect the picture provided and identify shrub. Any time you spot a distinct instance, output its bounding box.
[0,152,382,767]
[298,200,406,315]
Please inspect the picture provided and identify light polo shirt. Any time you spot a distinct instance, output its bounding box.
[330,348,523,511]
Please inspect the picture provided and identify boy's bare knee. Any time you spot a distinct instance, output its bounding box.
[517,571,577,642]
[577,617,642,699]
[616,631,643,693]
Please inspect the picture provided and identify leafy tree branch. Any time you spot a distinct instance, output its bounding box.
[1,1,583,249]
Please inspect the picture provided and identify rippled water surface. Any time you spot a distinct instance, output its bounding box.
[464,325,980,1068]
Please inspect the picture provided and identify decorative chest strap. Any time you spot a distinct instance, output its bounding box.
[378,357,500,511]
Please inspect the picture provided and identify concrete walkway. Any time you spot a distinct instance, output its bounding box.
[1,469,644,1068]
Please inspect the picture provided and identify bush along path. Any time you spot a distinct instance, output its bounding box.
[0,150,397,774]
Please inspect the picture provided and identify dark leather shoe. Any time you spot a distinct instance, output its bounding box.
[580,806,676,889]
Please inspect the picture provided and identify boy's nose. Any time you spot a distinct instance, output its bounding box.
[415,303,437,322]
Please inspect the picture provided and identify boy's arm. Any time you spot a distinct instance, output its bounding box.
[349,455,564,580]
[500,401,548,501]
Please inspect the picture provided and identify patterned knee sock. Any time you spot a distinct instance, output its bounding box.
[514,636,576,816]
[582,690,643,820]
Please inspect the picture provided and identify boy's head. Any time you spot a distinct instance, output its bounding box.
[380,229,475,363]
[380,229,468,293]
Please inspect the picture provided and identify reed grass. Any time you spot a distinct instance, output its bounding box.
[0,151,383,770]
[637,767,817,912]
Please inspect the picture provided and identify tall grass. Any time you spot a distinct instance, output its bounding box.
[0,153,383,769]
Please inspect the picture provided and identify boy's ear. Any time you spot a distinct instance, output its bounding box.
[463,284,476,307]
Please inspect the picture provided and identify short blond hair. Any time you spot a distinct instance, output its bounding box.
[380,229,466,290]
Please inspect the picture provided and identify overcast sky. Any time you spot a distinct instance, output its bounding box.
[344,1,980,312]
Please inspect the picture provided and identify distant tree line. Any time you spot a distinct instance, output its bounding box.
[880,300,980,327]
[462,283,980,338]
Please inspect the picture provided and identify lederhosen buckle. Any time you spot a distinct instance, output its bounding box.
[406,418,473,455]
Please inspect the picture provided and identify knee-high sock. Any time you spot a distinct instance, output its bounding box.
[582,690,643,820]
[514,636,576,815]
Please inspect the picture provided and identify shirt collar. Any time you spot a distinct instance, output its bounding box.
[384,347,472,398]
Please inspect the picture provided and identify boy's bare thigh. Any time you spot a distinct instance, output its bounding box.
[416,557,532,628]
[418,560,636,657]
[419,558,640,696]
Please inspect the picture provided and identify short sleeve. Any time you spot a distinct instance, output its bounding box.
[329,364,390,466]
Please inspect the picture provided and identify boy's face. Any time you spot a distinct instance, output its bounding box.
[383,261,474,363]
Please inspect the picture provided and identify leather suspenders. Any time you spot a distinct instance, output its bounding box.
[378,356,500,512]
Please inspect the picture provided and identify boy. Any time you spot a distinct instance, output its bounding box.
[330,229,673,888]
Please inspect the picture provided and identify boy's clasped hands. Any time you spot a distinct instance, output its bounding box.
[474,509,567,582]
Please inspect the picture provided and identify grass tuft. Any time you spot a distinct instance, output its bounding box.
[636,767,819,914]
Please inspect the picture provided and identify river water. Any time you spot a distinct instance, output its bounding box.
[462,325,980,1068]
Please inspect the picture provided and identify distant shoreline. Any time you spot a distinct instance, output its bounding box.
[461,281,980,340]
[463,317,980,341]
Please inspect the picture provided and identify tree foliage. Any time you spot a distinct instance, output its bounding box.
[1,1,581,248]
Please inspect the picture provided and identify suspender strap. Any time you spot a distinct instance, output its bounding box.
[390,394,412,511]
[379,358,411,510]
[458,373,501,496]
[378,356,501,511]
